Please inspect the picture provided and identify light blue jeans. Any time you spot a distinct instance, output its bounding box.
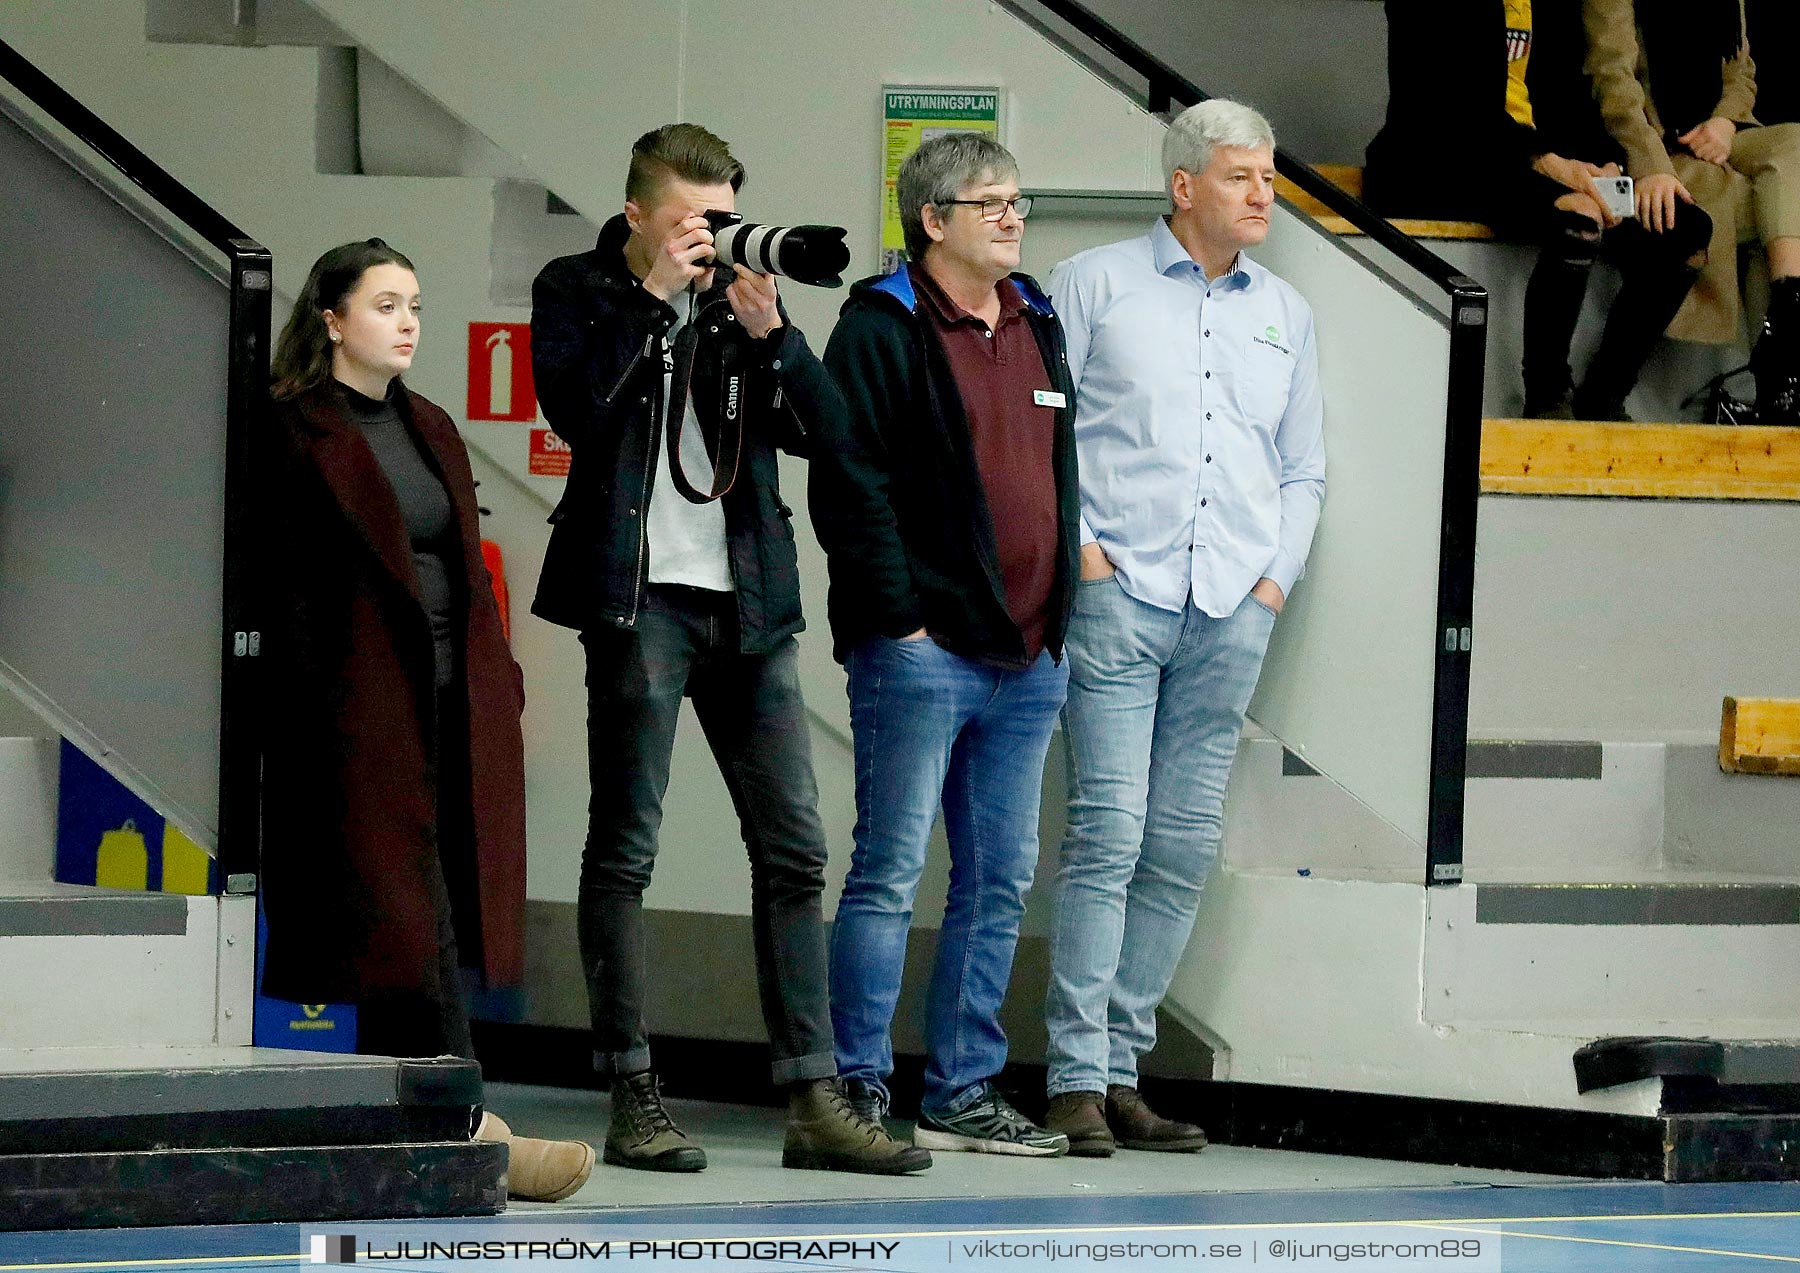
[1044,576,1275,1097]
[830,636,1068,1114]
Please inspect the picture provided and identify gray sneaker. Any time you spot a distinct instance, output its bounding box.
[914,1082,1069,1157]
[841,1077,888,1127]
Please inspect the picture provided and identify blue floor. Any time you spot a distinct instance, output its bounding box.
[5,1182,1799,1271]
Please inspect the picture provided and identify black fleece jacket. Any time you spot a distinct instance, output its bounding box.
[812,267,1080,668]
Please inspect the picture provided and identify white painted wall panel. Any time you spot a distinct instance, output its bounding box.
[1424,884,1800,1031]
[1247,217,1450,852]
[0,897,221,1048]
[0,739,57,885]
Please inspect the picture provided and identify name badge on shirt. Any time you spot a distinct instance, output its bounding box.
[1033,390,1067,408]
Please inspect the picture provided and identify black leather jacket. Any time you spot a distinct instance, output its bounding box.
[529,214,836,648]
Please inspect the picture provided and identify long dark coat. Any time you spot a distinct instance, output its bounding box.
[259,382,526,1004]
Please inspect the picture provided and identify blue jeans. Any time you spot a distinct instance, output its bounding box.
[829,637,1069,1114]
[1044,577,1275,1097]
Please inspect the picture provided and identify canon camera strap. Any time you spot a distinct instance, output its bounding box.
[663,289,745,505]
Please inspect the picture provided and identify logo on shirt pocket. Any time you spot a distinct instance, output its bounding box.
[1251,325,1292,356]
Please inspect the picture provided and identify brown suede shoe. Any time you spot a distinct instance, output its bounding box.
[475,1111,596,1201]
[1045,1091,1115,1158]
[1105,1085,1207,1152]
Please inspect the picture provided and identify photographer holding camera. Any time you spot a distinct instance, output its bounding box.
[529,123,926,1178]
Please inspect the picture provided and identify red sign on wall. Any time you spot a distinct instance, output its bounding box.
[528,427,571,478]
[467,322,537,422]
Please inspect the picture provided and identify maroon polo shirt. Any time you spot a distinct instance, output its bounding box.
[911,264,1058,661]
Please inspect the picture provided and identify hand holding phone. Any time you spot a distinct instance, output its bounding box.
[1597,175,1635,222]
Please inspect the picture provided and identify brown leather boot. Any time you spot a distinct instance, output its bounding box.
[474,1112,595,1201]
[783,1078,932,1175]
[1044,1091,1115,1158]
[605,1070,707,1172]
[1105,1085,1207,1152]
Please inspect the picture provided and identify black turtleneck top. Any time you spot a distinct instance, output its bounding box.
[336,381,460,687]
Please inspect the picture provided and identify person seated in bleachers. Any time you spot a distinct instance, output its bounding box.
[1586,0,1800,423]
[1367,0,1710,420]
[1746,0,1796,126]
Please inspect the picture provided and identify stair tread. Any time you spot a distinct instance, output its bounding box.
[1476,880,1800,891]
[0,879,175,900]
[0,884,190,937]
[0,1043,399,1075]
[1475,881,1800,926]
[0,1047,481,1121]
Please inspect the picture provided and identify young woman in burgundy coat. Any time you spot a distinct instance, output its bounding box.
[262,239,591,1202]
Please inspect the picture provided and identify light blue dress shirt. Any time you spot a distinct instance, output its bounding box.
[1049,217,1326,618]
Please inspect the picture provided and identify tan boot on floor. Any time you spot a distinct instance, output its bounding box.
[475,1112,596,1202]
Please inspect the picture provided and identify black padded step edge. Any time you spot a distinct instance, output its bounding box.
[0,1102,473,1156]
[1663,1079,1800,1116]
[0,1140,505,1231]
[0,1055,482,1123]
[1575,1036,1800,1094]
[1668,1113,1800,1182]
[1146,1076,1800,1181]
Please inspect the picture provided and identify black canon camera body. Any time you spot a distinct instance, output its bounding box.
[703,210,849,288]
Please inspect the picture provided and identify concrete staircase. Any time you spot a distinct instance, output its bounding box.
[0,718,503,1228]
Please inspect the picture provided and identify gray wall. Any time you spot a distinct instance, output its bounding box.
[1077,0,1388,165]
[0,107,229,842]
[1470,496,1800,741]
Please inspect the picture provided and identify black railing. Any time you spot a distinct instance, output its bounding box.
[1003,0,1485,887]
[0,37,269,893]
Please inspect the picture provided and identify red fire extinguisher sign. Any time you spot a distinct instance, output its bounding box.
[467,322,537,422]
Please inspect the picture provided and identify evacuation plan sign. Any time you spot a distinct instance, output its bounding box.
[881,87,1002,273]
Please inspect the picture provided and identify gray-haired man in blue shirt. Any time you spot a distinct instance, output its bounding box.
[1042,99,1326,1157]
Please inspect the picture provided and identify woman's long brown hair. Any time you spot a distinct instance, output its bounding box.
[271,238,417,401]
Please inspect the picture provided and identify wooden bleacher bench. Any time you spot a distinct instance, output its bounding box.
[1288,171,1800,493]
[1480,419,1800,499]
[1277,164,1497,241]
[1721,698,1800,776]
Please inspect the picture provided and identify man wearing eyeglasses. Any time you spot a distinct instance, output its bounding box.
[812,132,1079,1156]
[1040,99,1325,1157]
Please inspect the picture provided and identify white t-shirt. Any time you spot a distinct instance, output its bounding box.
[647,295,734,591]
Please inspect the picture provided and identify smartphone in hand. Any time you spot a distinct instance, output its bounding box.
[1597,175,1635,221]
